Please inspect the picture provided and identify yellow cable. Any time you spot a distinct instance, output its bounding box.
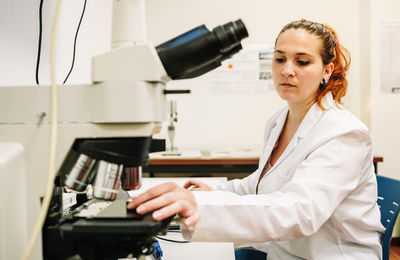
[21,0,61,259]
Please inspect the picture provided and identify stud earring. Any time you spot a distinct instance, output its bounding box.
[319,78,327,90]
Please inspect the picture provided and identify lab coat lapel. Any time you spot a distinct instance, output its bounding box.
[259,108,288,169]
[270,131,298,171]
[270,94,331,171]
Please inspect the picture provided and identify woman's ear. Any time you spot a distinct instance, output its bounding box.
[324,62,334,80]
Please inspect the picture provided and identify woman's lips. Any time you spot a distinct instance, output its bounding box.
[281,83,296,88]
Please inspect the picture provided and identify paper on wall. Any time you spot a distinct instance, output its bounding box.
[208,44,274,93]
[380,21,400,93]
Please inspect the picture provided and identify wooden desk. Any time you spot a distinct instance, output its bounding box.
[374,156,383,173]
[144,156,383,176]
[145,158,259,176]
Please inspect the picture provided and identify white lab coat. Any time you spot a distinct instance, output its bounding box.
[183,92,385,260]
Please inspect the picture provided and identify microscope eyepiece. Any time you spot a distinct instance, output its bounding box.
[156,19,249,80]
[213,19,249,53]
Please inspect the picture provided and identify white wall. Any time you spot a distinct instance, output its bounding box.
[1,0,362,153]
[145,0,362,151]
[0,0,112,86]
[370,0,400,180]
[7,0,400,179]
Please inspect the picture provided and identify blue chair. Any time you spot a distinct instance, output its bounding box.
[235,247,267,260]
[376,175,400,260]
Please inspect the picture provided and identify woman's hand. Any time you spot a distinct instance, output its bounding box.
[183,179,212,191]
[127,182,200,227]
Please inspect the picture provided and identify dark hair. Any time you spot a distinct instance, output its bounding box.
[275,19,351,109]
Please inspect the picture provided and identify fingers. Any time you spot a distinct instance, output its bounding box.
[152,199,199,227]
[183,211,201,227]
[183,180,193,189]
[127,182,177,209]
[183,179,201,189]
[183,179,210,191]
[152,199,190,221]
[189,187,206,191]
[136,192,175,215]
[126,181,199,225]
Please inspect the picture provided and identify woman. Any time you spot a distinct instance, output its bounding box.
[128,19,385,259]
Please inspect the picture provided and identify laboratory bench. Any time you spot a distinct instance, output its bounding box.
[127,177,235,260]
[144,157,259,176]
[143,151,383,177]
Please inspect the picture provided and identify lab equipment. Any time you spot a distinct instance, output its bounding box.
[168,100,178,152]
[0,1,248,258]
[153,241,164,260]
[0,144,26,260]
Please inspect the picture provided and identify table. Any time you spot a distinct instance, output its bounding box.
[143,152,383,176]
[144,233,235,260]
[374,156,383,173]
[128,177,228,197]
[144,158,259,176]
[126,177,235,260]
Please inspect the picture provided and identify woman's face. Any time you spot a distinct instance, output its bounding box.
[272,28,332,107]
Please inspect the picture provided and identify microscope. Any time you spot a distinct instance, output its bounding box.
[167,100,179,154]
[0,1,248,259]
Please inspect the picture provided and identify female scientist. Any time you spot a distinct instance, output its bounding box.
[128,19,385,259]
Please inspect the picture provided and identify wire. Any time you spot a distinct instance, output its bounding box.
[21,0,61,259]
[35,0,44,85]
[155,235,190,244]
[63,0,87,85]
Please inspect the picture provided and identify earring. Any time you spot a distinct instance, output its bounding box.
[319,78,327,90]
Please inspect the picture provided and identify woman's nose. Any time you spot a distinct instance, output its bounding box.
[281,62,295,77]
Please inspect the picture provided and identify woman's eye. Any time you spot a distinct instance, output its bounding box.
[275,58,285,63]
[297,60,310,66]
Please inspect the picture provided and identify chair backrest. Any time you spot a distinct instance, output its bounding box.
[376,175,400,260]
[235,247,267,260]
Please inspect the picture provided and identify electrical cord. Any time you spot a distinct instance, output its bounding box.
[21,0,61,259]
[155,235,190,244]
[63,0,87,85]
[35,0,44,85]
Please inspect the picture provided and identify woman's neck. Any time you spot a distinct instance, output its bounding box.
[287,98,315,127]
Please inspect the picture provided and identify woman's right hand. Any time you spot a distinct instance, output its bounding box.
[183,179,212,191]
[127,182,200,227]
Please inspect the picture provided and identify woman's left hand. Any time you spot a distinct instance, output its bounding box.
[127,182,200,228]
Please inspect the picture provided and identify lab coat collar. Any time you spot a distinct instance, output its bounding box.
[295,92,335,140]
[259,110,287,170]
[261,92,334,170]
[267,108,288,146]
